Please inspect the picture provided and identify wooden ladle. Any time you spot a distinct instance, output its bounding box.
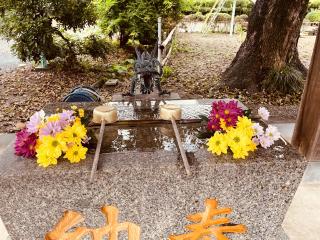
[90,105,118,182]
[160,104,191,175]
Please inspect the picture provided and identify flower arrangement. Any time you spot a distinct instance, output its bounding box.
[15,106,88,167]
[207,101,280,159]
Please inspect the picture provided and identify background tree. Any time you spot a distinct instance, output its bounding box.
[0,0,96,62]
[96,0,181,47]
[222,0,309,94]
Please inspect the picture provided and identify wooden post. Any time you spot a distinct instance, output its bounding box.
[158,17,162,64]
[292,25,320,161]
[229,0,237,36]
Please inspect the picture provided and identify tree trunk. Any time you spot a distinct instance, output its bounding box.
[222,0,309,91]
[119,27,130,48]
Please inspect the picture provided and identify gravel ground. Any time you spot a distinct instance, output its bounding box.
[0,139,307,240]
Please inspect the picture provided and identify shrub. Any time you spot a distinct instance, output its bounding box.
[216,13,232,22]
[80,35,111,59]
[235,14,249,22]
[262,66,304,94]
[306,10,320,22]
[186,12,206,21]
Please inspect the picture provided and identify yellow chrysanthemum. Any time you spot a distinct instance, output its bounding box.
[47,114,60,122]
[78,108,85,118]
[226,127,256,159]
[36,135,65,159]
[236,116,254,137]
[219,119,233,131]
[63,121,87,144]
[230,146,250,159]
[64,145,88,163]
[207,132,228,156]
[74,117,81,124]
[71,105,78,110]
[36,152,58,168]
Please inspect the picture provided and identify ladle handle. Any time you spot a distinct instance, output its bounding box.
[171,117,191,175]
[90,119,106,182]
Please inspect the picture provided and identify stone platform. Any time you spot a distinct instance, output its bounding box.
[0,138,307,239]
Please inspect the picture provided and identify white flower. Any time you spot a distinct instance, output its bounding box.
[259,135,274,149]
[258,107,270,121]
[265,125,281,142]
[253,123,264,137]
[252,136,260,146]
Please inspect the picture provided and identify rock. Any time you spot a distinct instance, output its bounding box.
[16,122,26,130]
[105,79,119,87]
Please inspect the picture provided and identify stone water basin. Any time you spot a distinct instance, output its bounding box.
[0,99,307,239]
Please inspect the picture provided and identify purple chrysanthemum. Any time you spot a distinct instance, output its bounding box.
[15,128,37,158]
[207,100,243,132]
[26,110,45,134]
[39,121,62,137]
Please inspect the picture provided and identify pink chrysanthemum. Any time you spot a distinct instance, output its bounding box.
[39,121,62,137]
[207,100,243,132]
[58,110,75,128]
[15,128,37,158]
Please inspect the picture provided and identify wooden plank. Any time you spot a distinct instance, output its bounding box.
[161,27,176,47]
[292,25,320,161]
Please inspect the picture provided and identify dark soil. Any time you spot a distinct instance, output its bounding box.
[162,33,316,122]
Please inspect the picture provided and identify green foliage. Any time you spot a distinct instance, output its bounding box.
[180,0,212,13]
[80,35,111,59]
[108,64,128,74]
[163,66,173,78]
[180,0,253,15]
[262,66,304,94]
[306,10,320,22]
[309,0,320,9]
[96,0,181,47]
[0,0,96,62]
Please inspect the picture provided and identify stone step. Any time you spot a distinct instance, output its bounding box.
[273,123,295,144]
[282,161,320,239]
[0,134,15,156]
[0,216,10,240]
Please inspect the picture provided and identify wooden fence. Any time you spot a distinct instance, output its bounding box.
[160,26,177,66]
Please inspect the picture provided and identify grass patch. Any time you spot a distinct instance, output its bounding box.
[262,66,304,94]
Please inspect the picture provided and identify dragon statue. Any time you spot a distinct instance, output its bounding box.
[124,45,169,96]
